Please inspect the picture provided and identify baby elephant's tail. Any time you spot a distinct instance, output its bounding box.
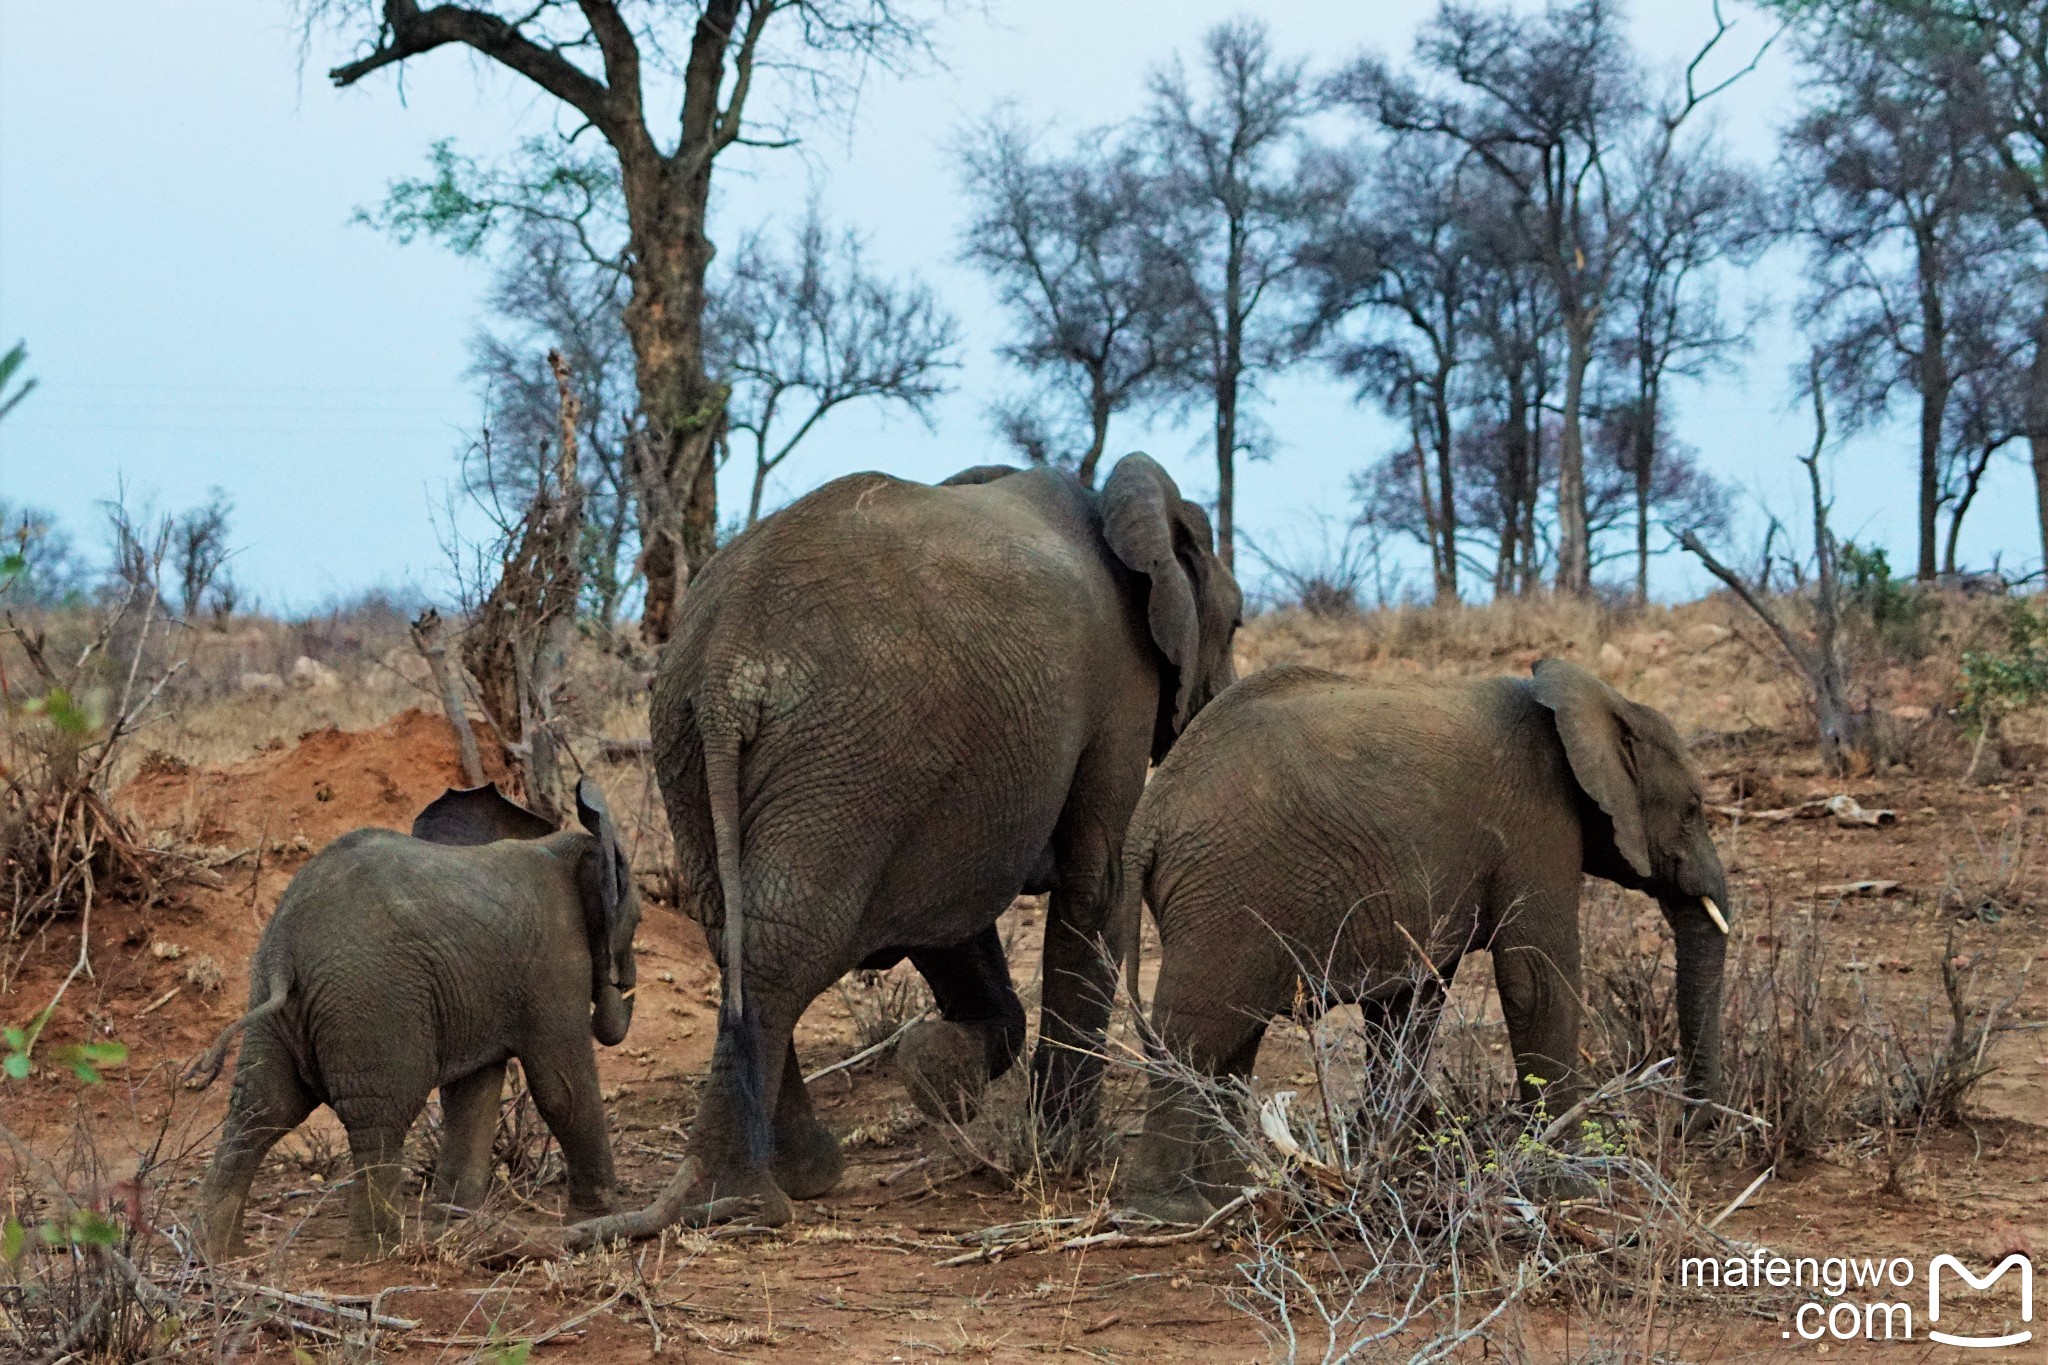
[183,968,290,1090]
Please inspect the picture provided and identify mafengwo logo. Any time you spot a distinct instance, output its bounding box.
[1679,1250,2033,1346]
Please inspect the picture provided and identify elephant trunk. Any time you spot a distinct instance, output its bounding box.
[1666,898,1727,1104]
[592,951,636,1046]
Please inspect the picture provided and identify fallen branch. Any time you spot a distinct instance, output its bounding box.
[802,1013,927,1086]
[1063,1191,1254,1251]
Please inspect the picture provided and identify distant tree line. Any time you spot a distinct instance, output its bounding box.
[312,1,2048,622]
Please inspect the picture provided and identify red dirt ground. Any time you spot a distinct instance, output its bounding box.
[5,703,2047,1361]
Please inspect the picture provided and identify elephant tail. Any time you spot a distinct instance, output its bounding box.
[702,719,769,1163]
[183,966,290,1090]
[1111,824,1157,1028]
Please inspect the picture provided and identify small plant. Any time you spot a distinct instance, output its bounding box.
[1838,541,1929,652]
[1957,598,2048,779]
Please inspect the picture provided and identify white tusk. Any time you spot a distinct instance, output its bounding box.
[618,986,637,1000]
[1702,897,1729,935]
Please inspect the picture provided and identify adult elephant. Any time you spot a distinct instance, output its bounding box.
[626,454,1240,1230]
[1113,660,1731,1223]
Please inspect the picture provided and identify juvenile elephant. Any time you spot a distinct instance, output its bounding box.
[1115,659,1729,1223]
[188,780,639,1259]
[632,454,1240,1230]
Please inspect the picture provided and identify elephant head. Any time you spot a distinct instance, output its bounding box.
[1532,659,1730,1103]
[1099,453,1243,760]
[411,780,640,1046]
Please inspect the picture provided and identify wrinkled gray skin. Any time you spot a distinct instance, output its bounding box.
[1117,660,1729,1223]
[191,780,640,1260]
[651,454,1240,1226]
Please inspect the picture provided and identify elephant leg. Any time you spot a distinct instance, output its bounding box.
[194,1042,316,1262]
[1121,965,1268,1225]
[770,1037,843,1200]
[1491,897,1585,1115]
[897,923,1027,1125]
[521,1046,616,1219]
[1032,748,1146,1146]
[337,1106,421,1260]
[431,1060,506,1218]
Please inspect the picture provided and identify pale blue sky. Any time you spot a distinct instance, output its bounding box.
[1,0,2040,610]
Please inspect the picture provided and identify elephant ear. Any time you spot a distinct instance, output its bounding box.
[1100,453,1238,745]
[1531,658,1653,879]
[574,777,625,929]
[412,783,555,846]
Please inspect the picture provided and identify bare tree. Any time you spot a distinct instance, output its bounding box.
[1142,17,1325,570]
[720,202,959,526]
[1606,132,1764,601]
[462,351,587,820]
[170,488,236,621]
[1303,136,1488,604]
[1765,0,2048,568]
[1781,24,2013,581]
[319,0,935,642]
[457,161,642,631]
[1332,0,1769,595]
[957,115,1188,487]
[1681,355,1865,774]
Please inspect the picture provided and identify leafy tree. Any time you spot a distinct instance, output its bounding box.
[957,115,1189,487]
[323,0,935,642]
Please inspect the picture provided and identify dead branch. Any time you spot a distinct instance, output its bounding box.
[410,608,486,786]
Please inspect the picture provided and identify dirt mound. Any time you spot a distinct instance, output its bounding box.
[119,706,507,849]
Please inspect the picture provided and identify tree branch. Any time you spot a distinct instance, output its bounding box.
[331,1,625,142]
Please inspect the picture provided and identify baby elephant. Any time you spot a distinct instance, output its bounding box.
[189,779,640,1260]
[1115,659,1729,1223]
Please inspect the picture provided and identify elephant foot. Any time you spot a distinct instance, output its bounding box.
[897,1020,993,1125]
[1117,1183,1217,1227]
[567,1188,616,1221]
[772,1119,845,1200]
[686,1164,794,1227]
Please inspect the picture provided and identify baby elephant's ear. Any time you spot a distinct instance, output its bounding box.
[412,783,556,845]
[574,778,623,911]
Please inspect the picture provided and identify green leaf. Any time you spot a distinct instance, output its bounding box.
[64,1208,120,1247]
[52,1039,127,1085]
[1,1216,25,1266]
[3,1053,28,1080]
[492,1342,533,1365]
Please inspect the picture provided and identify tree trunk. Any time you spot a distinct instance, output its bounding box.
[1916,363,1948,583]
[622,163,726,646]
[1556,318,1593,596]
[1214,384,1236,571]
[1077,376,1112,489]
[1431,372,1458,605]
[2029,307,2048,568]
[1634,377,1657,607]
